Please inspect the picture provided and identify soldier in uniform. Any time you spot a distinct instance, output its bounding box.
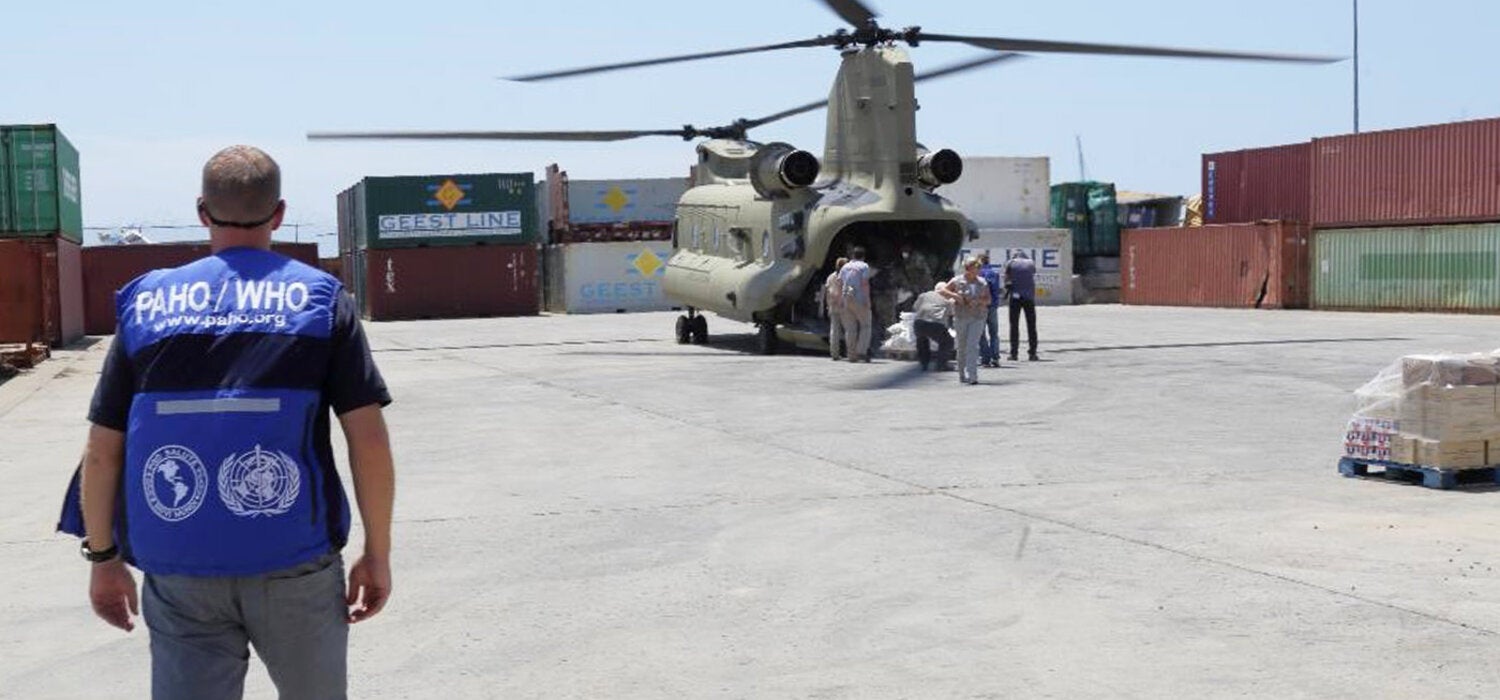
[59,145,396,699]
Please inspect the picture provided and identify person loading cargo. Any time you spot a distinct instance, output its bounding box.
[1003,250,1040,361]
[823,257,849,360]
[839,246,873,362]
[910,281,955,371]
[58,145,397,699]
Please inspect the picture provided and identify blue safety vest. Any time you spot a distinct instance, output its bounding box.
[58,248,351,576]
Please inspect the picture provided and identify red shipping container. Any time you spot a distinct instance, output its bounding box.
[81,243,318,335]
[360,245,539,321]
[1312,117,1500,228]
[0,236,85,346]
[1202,142,1311,224]
[1122,222,1309,309]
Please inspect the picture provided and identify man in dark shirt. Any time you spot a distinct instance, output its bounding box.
[978,253,1003,367]
[1003,251,1040,361]
[62,145,396,699]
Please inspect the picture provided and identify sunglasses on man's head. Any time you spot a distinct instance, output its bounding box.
[198,201,280,229]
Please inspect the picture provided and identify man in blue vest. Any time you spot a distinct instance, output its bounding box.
[977,252,1003,367]
[60,145,395,699]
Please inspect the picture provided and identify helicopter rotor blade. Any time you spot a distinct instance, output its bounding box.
[504,37,833,82]
[740,52,1024,131]
[308,129,689,143]
[821,0,878,27]
[918,33,1341,64]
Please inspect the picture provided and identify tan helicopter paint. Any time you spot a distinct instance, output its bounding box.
[663,44,972,335]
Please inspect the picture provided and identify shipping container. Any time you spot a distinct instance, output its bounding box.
[81,243,318,335]
[956,228,1074,305]
[1122,222,1309,309]
[936,156,1050,229]
[1311,117,1500,228]
[358,245,539,321]
[0,236,84,345]
[544,241,681,314]
[544,165,685,243]
[1050,182,1119,260]
[338,173,538,250]
[1202,142,1311,224]
[1312,223,1500,312]
[1,125,83,242]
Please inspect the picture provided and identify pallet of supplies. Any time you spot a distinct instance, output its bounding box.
[1345,352,1500,472]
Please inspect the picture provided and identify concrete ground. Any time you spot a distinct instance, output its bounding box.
[3,305,1500,699]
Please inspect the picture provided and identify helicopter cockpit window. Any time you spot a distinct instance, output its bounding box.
[761,231,772,262]
[671,219,679,249]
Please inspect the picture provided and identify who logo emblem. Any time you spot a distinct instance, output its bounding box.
[217,445,302,517]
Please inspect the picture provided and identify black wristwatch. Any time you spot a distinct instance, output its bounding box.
[80,541,119,563]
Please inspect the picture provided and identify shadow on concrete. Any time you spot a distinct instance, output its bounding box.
[1049,336,1411,354]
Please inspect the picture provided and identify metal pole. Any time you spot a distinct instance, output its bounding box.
[1353,0,1360,133]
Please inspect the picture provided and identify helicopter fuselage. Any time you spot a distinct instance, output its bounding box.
[663,45,970,348]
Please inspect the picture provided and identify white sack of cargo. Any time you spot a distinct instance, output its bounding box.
[956,228,1073,305]
[547,242,680,314]
[1342,352,1500,473]
[937,156,1049,229]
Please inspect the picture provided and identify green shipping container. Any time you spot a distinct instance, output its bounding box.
[339,173,537,249]
[1312,223,1500,312]
[1049,181,1118,260]
[0,125,83,243]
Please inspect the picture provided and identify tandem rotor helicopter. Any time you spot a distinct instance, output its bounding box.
[311,0,1336,355]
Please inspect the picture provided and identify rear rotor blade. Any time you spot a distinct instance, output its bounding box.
[742,52,1024,130]
[308,129,687,142]
[822,0,877,27]
[920,33,1341,64]
[505,37,831,82]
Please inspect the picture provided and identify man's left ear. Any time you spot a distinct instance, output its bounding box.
[270,200,287,231]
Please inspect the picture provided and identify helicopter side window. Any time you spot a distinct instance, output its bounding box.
[671,218,679,249]
[761,231,772,262]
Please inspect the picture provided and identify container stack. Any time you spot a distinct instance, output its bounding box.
[1309,118,1500,312]
[336,173,540,321]
[1048,181,1122,303]
[0,124,85,347]
[543,164,688,314]
[1127,115,1500,312]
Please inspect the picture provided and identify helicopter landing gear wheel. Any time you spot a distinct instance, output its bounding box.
[755,323,780,355]
[675,315,691,344]
[690,315,708,345]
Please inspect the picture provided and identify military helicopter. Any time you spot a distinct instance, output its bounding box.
[310,0,1335,355]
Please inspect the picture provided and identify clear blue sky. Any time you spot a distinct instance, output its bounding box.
[4,1,1496,256]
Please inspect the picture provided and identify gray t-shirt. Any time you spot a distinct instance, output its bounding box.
[839,260,871,306]
[911,290,952,324]
[947,275,989,320]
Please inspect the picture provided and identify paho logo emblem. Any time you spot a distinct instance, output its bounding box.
[218,445,302,518]
[142,445,209,522]
[427,179,472,211]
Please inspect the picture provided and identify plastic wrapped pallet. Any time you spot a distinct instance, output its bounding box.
[1346,352,1500,469]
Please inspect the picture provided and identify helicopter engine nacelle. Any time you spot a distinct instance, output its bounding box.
[917,148,963,188]
[748,142,820,199]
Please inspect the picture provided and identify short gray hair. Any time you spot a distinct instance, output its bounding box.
[201,145,281,224]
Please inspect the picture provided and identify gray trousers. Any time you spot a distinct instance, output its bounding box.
[143,553,348,700]
[954,316,986,383]
[828,306,846,358]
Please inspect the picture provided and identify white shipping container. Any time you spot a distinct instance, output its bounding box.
[956,228,1073,305]
[545,242,682,314]
[565,177,688,225]
[938,156,1050,228]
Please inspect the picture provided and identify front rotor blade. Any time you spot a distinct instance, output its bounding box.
[822,0,877,27]
[920,33,1341,64]
[308,129,686,143]
[742,52,1024,130]
[506,37,831,82]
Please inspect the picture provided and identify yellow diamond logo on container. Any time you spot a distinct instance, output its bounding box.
[631,249,664,278]
[433,179,466,211]
[602,186,630,213]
